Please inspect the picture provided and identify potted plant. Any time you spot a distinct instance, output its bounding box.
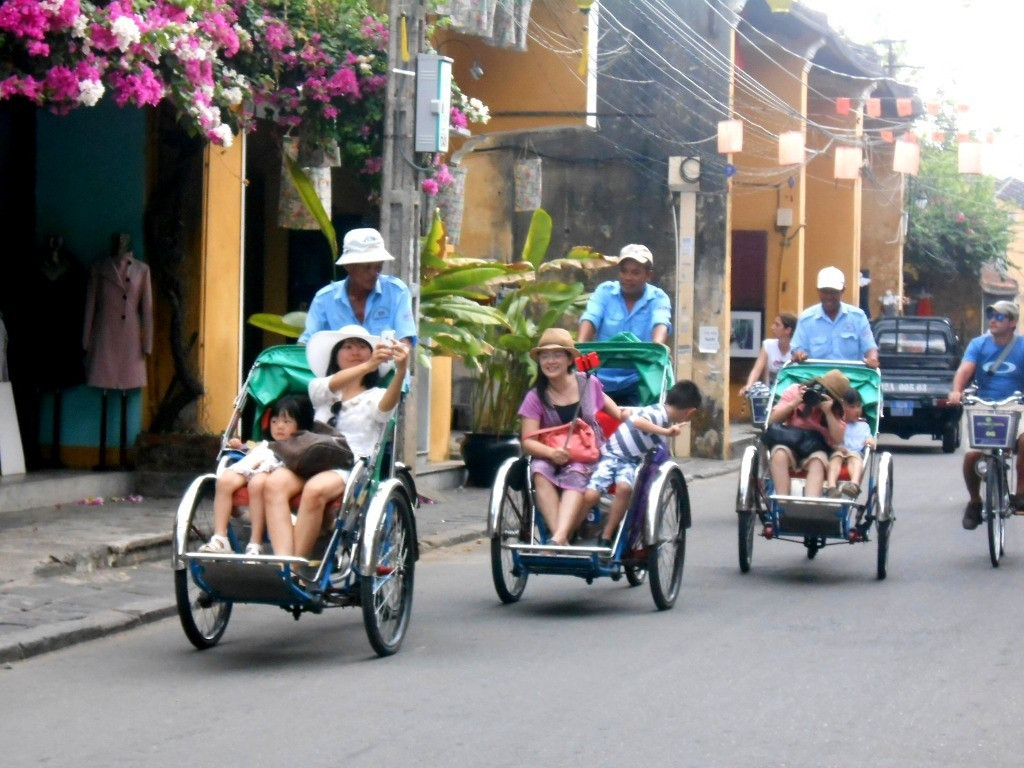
[455,210,613,486]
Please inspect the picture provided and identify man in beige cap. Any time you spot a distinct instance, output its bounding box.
[577,243,672,404]
[790,266,878,368]
[949,300,1024,529]
[299,228,416,347]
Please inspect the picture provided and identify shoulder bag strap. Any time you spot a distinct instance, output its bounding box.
[982,335,1018,380]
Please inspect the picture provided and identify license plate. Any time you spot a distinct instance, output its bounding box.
[890,400,915,416]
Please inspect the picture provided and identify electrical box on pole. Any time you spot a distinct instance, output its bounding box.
[415,53,453,153]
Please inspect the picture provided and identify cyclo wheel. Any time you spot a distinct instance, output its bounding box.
[174,477,232,650]
[647,469,689,611]
[489,461,529,603]
[986,456,1006,568]
[736,445,759,573]
[875,452,895,580]
[361,484,416,657]
[624,565,647,587]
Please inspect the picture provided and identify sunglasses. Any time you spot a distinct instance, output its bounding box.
[327,400,343,428]
[987,311,1013,322]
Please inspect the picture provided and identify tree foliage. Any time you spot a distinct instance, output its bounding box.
[904,135,1015,279]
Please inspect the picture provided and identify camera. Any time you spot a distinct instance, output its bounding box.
[801,382,828,407]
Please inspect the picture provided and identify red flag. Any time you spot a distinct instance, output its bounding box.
[896,98,912,117]
[866,98,881,117]
[836,97,851,115]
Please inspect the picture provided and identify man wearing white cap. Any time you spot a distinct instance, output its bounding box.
[577,243,672,404]
[948,300,1024,528]
[298,228,417,347]
[790,266,878,368]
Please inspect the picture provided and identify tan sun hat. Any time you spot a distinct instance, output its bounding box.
[811,369,851,401]
[529,328,580,361]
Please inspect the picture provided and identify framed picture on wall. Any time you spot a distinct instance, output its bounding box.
[730,311,761,358]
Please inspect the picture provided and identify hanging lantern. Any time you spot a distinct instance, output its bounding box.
[880,130,894,143]
[958,141,984,174]
[866,98,881,118]
[835,97,851,116]
[896,98,913,117]
[778,131,805,165]
[717,119,744,153]
[893,140,921,175]
[927,102,941,116]
[833,146,862,180]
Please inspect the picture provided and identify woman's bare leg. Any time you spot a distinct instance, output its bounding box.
[804,458,826,497]
[293,471,346,559]
[551,489,587,545]
[212,471,247,538]
[532,474,560,538]
[769,448,791,495]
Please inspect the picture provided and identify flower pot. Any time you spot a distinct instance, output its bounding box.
[460,432,522,488]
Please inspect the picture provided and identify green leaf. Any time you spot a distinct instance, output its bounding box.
[247,313,305,338]
[521,209,553,269]
[283,153,338,261]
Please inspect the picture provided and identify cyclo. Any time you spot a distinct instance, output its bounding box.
[171,344,419,657]
[735,360,896,579]
[961,385,1024,567]
[488,340,691,610]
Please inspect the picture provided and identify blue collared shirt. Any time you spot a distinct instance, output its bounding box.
[791,301,876,362]
[299,274,418,345]
[580,280,672,394]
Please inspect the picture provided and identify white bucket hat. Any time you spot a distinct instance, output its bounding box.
[817,266,846,291]
[306,324,392,378]
[335,228,395,266]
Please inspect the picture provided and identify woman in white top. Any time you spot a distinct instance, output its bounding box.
[739,313,797,396]
[263,325,408,558]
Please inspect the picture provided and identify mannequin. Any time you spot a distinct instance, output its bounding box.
[83,233,153,469]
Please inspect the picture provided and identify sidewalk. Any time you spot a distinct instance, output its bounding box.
[0,453,741,664]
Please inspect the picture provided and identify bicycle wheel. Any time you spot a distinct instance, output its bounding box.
[986,457,1006,568]
[361,485,415,657]
[874,452,895,580]
[490,474,529,603]
[174,478,232,650]
[736,445,758,573]
[876,520,891,580]
[647,469,688,611]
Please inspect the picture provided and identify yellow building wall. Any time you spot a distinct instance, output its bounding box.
[199,140,244,431]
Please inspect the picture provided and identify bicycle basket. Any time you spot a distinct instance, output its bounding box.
[966,408,1021,449]
[746,382,771,426]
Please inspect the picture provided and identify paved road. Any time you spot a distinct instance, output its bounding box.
[3,437,1022,767]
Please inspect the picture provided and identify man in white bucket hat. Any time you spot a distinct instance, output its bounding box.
[577,243,672,404]
[791,266,878,368]
[299,228,417,347]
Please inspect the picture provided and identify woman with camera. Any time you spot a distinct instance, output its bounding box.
[766,369,849,497]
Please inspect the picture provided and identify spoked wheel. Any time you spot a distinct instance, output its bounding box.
[647,469,689,611]
[174,478,232,650]
[361,485,415,657]
[736,445,759,573]
[624,565,647,587]
[986,457,1006,568]
[490,472,530,604]
[874,452,895,580]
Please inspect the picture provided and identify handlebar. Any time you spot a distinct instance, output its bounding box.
[961,387,1024,408]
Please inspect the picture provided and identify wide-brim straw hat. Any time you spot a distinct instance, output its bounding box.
[529,328,580,361]
[812,369,851,401]
[306,324,391,378]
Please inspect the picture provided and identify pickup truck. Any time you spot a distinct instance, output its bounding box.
[872,315,963,452]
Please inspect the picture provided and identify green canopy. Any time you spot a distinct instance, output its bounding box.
[773,361,882,434]
[577,334,675,406]
[245,345,315,409]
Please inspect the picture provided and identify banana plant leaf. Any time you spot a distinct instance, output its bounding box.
[247,313,305,338]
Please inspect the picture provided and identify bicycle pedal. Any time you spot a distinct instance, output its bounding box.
[762,524,774,540]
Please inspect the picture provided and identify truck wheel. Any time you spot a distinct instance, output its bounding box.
[942,421,960,453]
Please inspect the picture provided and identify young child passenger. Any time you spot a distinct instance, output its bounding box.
[200,394,313,556]
[582,380,702,548]
[825,388,875,499]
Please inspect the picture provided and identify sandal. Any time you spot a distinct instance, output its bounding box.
[840,482,860,499]
[199,534,231,554]
[244,542,262,556]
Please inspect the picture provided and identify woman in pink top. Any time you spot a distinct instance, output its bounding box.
[767,369,848,497]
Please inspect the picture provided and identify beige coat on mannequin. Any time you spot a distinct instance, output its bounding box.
[82,248,153,390]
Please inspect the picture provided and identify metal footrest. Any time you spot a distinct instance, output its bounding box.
[769,495,852,538]
[186,553,313,603]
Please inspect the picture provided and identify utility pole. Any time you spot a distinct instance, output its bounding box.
[381,1,427,468]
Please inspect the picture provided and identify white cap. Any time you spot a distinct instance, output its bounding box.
[336,228,395,266]
[817,266,846,291]
[618,244,653,266]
